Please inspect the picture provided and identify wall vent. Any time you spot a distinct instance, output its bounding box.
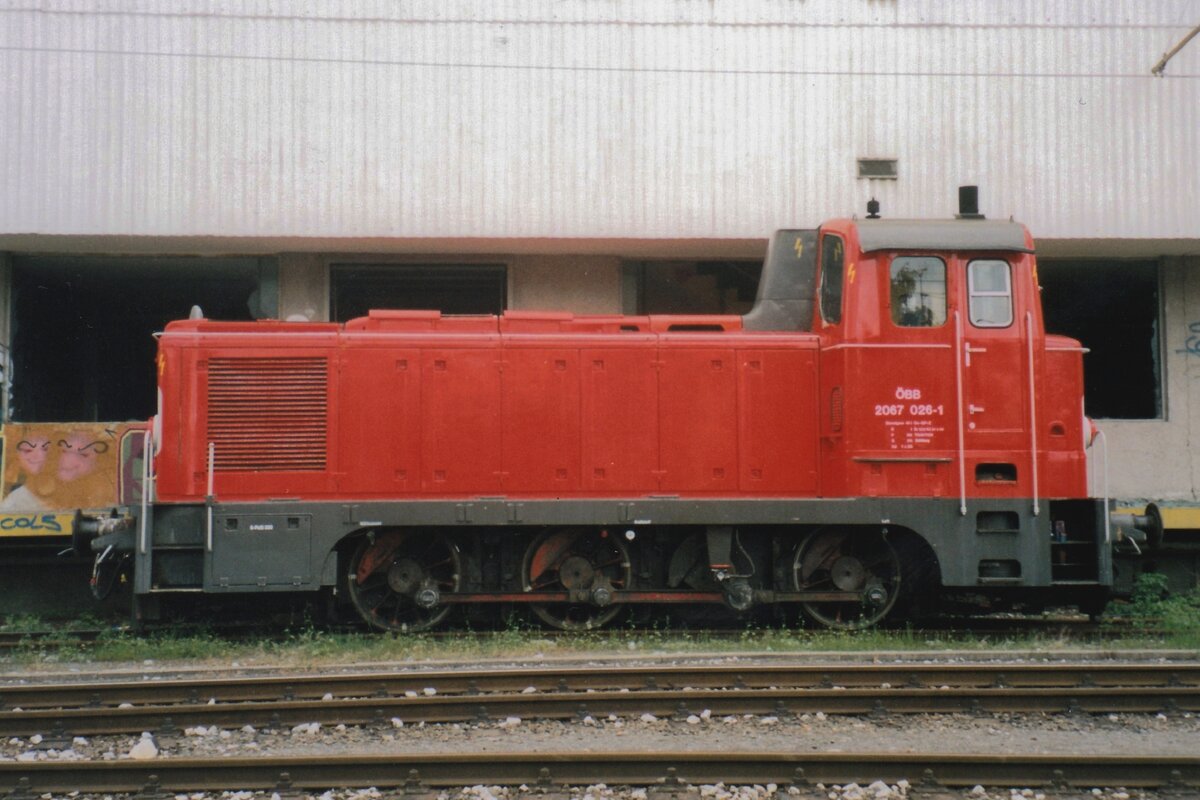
[206,357,328,471]
[857,158,898,180]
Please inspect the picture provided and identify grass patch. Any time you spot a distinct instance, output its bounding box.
[0,618,1189,669]
[1105,572,1200,648]
[4,585,1199,668]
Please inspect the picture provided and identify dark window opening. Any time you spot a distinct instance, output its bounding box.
[889,256,947,327]
[976,463,1018,483]
[330,264,506,322]
[978,559,1021,579]
[818,235,845,324]
[622,261,762,315]
[1040,259,1160,419]
[976,510,1020,533]
[10,257,264,422]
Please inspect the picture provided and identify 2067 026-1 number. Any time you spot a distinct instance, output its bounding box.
[873,403,945,417]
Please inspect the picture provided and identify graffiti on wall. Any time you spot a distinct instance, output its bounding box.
[1181,322,1200,356]
[0,423,143,534]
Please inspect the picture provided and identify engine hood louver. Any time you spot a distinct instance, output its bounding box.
[206,357,328,472]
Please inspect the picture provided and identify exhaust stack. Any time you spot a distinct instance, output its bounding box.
[956,185,985,220]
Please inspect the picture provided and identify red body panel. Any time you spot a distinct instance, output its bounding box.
[154,314,821,503]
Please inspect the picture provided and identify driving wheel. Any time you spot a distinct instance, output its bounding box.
[522,528,632,630]
[793,528,902,629]
[347,530,460,632]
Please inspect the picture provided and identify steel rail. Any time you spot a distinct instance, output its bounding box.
[0,629,105,651]
[2,661,1196,710]
[2,684,1198,738]
[0,751,1196,794]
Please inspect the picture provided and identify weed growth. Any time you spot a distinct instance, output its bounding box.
[1109,571,1200,638]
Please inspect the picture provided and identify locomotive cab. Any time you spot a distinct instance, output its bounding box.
[803,213,1103,595]
[812,217,1078,498]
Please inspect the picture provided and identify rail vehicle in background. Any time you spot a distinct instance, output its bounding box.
[75,189,1164,630]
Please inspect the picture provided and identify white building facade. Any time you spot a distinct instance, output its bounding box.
[1,1,1198,507]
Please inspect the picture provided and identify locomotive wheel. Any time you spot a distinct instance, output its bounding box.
[347,530,460,633]
[522,528,632,631]
[792,528,902,629]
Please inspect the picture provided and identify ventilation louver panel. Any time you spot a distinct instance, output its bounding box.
[206,357,328,472]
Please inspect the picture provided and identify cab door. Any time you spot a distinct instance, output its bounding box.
[960,258,1027,450]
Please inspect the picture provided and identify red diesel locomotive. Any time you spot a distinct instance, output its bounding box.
[78,198,1160,630]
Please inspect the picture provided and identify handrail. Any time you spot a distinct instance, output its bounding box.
[953,310,967,516]
[206,441,215,553]
[138,429,152,555]
[1026,312,1039,517]
[1097,430,1111,545]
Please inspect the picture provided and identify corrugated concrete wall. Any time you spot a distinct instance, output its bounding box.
[2,0,1198,242]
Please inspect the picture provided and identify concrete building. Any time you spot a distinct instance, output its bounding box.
[1,1,1198,509]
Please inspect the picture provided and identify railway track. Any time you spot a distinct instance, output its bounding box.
[0,751,1196,794]
[2,661,1197,738]
[0,628,106,651]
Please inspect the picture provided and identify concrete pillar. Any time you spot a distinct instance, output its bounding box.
[508,256,623,314]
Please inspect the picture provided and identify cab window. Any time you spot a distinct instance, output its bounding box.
[968,260,1013,327]
[889,256,946,327]
[818,235,845,324]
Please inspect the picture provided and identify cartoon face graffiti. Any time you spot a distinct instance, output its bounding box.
[15,437,51,476]
[56,433,109,483]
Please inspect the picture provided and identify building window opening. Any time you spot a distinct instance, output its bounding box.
[819,235,845,324]
[622,261,762,315]
[1039,259,1161,420]
[330,264,507,322]
[967,259,1014,327]
[9,256,263,422]
[889,256,947,327]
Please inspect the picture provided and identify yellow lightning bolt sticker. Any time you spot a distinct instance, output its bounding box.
[793,237,804,258]
[848,262,857,285]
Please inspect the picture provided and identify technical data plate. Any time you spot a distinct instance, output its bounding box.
[209,513,313,589]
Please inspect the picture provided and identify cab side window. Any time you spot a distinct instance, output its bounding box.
[818,234,845,324]
[889,256,947,327]
[967,260,1013,327]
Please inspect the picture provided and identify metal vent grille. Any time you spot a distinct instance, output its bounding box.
[857,158,898,180]
[206,357,328,472]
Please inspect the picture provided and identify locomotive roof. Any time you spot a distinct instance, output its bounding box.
[852,219,1034,254]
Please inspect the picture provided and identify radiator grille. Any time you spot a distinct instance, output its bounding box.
[206,357,328,472]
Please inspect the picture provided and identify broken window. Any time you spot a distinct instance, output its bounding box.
[1039,259,1161,420]
[622,261,762,315]
[330,264,507,322]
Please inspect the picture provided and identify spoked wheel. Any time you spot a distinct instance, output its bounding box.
[522,528,632,631]
[347,530,460,633]
[793,528,903,629]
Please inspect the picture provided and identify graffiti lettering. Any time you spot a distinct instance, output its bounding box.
[1179,322,1200,356]
[0,514,63,532]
